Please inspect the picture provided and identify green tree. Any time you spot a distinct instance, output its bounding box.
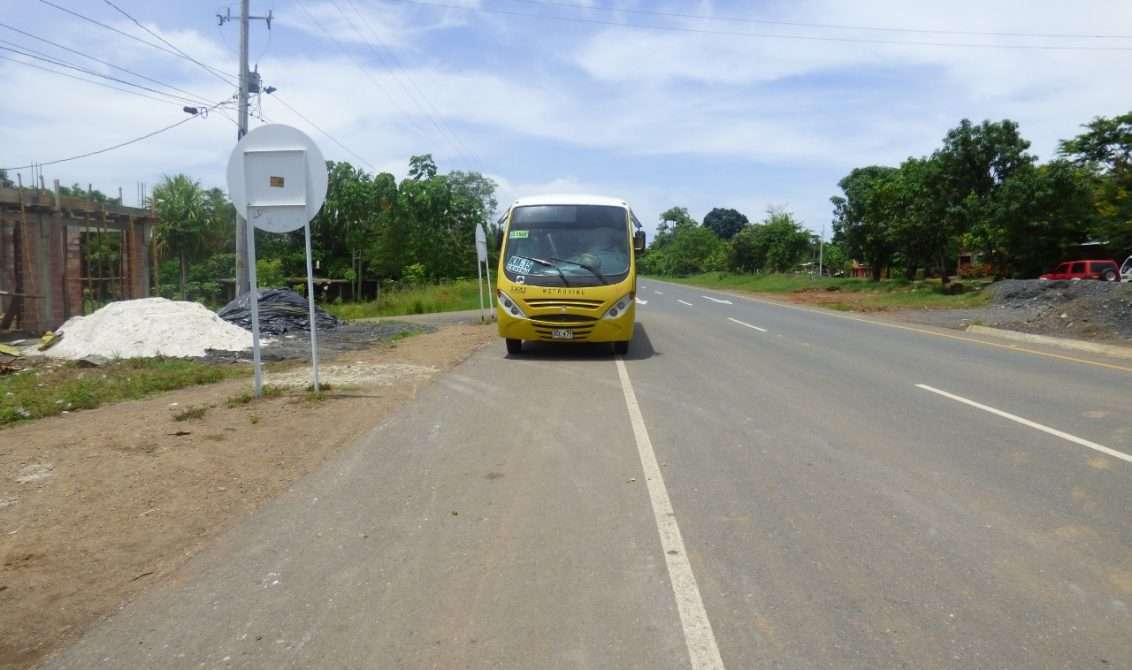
[703,207,749,240]
[759,208,812,272]
[408,153,438,181]
[933,119,1035,277]
[0,170,13,188]
[831,166,898,281]
[727,225,764,272]
[151,174,211,298]
[1058,111,1132,254]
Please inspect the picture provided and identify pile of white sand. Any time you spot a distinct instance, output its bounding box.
[47,298,262,359]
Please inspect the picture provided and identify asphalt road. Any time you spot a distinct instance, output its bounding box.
[45,280,1132,669]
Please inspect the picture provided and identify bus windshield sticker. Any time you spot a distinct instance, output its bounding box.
[506,256,534,274]
[509,229,529,239]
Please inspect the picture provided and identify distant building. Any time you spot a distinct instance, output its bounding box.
[1,186,156,333]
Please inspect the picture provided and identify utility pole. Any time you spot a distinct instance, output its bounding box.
[220,1,272,296]
[818,222,825,278]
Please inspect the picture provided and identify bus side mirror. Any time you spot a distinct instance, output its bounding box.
[633,230,646,253]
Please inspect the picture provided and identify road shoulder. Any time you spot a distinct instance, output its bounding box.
[0,324,495,670]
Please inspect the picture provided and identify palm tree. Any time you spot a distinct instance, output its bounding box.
[151,174,208,298]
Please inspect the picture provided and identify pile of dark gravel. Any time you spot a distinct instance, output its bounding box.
[202,320,432,363]
[986,279,1132,340]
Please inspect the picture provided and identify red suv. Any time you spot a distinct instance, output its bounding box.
[1040,259,1120,282]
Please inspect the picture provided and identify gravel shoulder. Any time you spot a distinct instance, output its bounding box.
[0,324,495,670]
[882,279,1132,345]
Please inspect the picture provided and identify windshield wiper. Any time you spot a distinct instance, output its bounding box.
[548,257,607,284]
[510,254,570,287]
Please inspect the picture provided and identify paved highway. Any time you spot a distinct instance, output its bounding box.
[46,280,1132,669]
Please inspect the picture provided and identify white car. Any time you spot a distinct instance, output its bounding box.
[1122,256,1132,283]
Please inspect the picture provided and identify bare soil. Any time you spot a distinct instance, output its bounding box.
[0,325,495,670]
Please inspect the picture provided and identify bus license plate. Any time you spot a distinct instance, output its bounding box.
[551,329,573,340]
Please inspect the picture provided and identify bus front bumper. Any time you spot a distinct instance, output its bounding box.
[496,303,635,343]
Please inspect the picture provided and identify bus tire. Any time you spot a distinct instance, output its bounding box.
[506,338,522,355]
[612,340,630,355]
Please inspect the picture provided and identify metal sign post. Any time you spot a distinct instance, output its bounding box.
[244,218,263,395]
[475,223,492,322]
[473,224,486,323]
[304,222,320,390]
[227,124,329,396]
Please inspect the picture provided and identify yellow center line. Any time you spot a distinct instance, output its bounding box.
[665,282,1132,375]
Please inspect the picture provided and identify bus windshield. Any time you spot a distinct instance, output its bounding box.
[503,205,630,286]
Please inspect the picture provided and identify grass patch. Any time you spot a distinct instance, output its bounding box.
[173,406,208,421]
[0,358,245,427]
[225,384,286,407]
[324,280,484,319]
[654,273,992,311]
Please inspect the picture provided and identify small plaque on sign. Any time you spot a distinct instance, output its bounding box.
[270,176,285,187]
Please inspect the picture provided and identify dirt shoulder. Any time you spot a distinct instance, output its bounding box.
[0,324,495,670]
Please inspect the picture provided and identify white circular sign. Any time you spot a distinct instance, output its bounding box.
[226,124,329,233]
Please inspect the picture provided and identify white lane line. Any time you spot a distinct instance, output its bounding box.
[701,296,733,305]
[727,317,767,333]
[654,290,664,295]
[677,299,694,307]
[636,297,649,305]
[615,359,726,670]
[915,384,1132,465]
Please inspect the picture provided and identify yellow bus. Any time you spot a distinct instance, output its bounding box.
[495,195,646,355]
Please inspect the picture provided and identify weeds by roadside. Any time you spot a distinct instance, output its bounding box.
[172,406,208,421]
[1,358,246,427]
[323,280,482,319]
[655,273,992,311]
[225,385,286,407]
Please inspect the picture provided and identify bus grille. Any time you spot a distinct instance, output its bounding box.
[523,298,604,311]
[530,314,598,324]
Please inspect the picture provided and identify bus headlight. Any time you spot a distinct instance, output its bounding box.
[603,293,633,319]
[497,290,528,319]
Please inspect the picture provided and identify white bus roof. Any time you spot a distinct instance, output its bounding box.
[511,194,628,208]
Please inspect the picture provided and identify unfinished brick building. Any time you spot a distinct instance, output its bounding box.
[0,186,155,334]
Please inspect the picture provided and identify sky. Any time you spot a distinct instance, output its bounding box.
[2,0,1131,240]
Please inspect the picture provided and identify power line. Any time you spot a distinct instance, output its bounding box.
[506,0,1132,41]
[337,0,485,168]
[291,0,435,144]
[0,102,230,171]
[0,21,216,105]
[38,1,203,63]
[268,92,379,171]
[101,0,238,86]
[0,43,206,106]
[0,53,195,108]
[36,1,238,85]
[399,0,1132,52]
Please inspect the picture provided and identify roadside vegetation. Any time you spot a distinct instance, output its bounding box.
[658,273,993,311]
[143,154,498,310]
[642,111,1131,284]
[323,279,483,319]
[0,358,246,426]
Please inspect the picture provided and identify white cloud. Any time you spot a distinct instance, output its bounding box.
[279,0,481,49]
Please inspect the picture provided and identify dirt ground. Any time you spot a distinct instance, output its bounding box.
[0,325,495,670]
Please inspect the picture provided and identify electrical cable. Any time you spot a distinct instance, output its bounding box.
[339,0,486,169]
[102,0,238,86]
[0,22,217,104]
[267,93,378,171]
[0,42,207,105]
[0,53,195,108]
[505,0,1132,41]
[1,101,231,171]
[36,1,238,86]
[397,0,1132,52]
[291,0,435,144]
